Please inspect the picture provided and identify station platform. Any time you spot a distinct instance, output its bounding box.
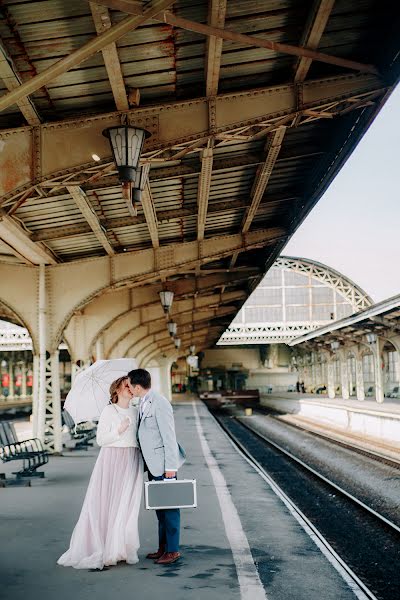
[260,392,400,447]
[1,400,365,600]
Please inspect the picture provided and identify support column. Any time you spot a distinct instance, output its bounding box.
[355,354,365,401]
[327,357,335,399]
[45,351,62,454]
[71,359,91,384]
[311,355,317,391]
[8,359,14,401]
[159,357,173,403]
[95,337,104,361]
[21,361,27,399]
[340,352,350,400]
[37,264,47,442]
[32,355,39,437]
[303,364,311,392]
[373,338,384,403]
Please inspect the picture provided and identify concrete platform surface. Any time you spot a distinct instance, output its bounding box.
[1,401,362,600]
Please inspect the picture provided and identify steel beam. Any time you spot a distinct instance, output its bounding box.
[295,0,336,83]
[48,226,285,346]
[105,290,245,356]
[0,41,41,125]
[94,0,143,13]
[90,2,129,111]
[141,182,159,248]
[242,127,286,234]
[30,196,293,242]
[0,0,176,114]
[163,13,378,75]
[197,147,214,241]
[230,126,286,267]
[205,0,227,96]
[66,186,115,256]
[92,1,377,74]
[0,209,57,265]
[129,306,236,357]
[0,73,383,201]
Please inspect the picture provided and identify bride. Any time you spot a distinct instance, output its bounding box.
[58,376,143,570]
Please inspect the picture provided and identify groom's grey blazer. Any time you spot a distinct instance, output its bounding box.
[137,389,186,477]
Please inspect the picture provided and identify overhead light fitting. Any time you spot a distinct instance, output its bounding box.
[102,125,151,218]
[159,291,174,313]
[174,337,181,349]
[189,344,196,354]
[92,153,101,162]
[366,332,377,344]
[167,321,177,336]
[132,163,151,204]
[330,341,340,351]
[124,163,151,217]
[102,126,151,183]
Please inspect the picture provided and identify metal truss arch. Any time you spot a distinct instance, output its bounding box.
[275,256,373,310]
[0,300,38,354]
[219,255,374,346]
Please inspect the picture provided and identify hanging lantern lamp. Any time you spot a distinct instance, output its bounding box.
[102,125,151,182]
[167,321,177,336]
[159,290,174,313]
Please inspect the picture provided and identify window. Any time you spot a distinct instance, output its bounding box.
[312,305,335,320]
[286,287,309,304]
[245,306,283,322]
[312,287,333,304]
[362,354,374,386]
[286,306,310,321]
[249,287,282,306]
[387,350,400,385]
[283,271,308,286]
[260,268,282,286]
[336,304,354,319]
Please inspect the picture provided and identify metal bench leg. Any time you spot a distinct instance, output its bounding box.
[14,471,45,479]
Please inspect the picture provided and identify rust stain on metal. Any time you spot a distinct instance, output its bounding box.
[0,156,28,196]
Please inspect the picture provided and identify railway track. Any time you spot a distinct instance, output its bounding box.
[206,403,400,600]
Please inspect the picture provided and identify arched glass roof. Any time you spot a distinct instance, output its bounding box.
[218,256,373,345]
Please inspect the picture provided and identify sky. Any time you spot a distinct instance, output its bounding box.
[283,83,400,303]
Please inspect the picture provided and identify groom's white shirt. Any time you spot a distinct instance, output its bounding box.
[139,390,150,418]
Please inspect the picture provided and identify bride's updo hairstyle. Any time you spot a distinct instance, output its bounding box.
[109,376,128,404]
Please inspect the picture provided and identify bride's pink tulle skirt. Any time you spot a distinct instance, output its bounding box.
[58,447,143,570]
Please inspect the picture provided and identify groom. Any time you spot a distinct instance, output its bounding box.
[128,368,186,565]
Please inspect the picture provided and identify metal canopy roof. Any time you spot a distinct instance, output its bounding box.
[289,294,400,348]
[0,0,399,355]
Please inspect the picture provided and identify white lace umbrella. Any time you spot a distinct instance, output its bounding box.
[64,358,137,424]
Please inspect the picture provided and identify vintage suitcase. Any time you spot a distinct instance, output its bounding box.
[145,479,197,510]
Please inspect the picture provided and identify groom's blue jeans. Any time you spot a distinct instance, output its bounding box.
[149,473,180,553]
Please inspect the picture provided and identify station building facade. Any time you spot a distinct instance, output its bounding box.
[200,257,399,400]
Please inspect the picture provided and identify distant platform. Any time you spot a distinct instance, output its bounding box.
[0,400,371,600]
[260,393,400,448]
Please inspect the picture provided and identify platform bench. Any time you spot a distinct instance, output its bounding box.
[0,421,49,485]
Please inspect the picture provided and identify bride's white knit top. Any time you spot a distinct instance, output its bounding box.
[96,403,139,448]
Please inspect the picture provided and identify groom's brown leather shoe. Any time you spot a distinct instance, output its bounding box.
[146,546,165,560]
[155,552,181,565]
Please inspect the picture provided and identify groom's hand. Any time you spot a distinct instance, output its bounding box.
[164,471,176,479]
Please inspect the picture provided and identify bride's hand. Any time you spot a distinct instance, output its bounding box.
[118,417,131,434]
